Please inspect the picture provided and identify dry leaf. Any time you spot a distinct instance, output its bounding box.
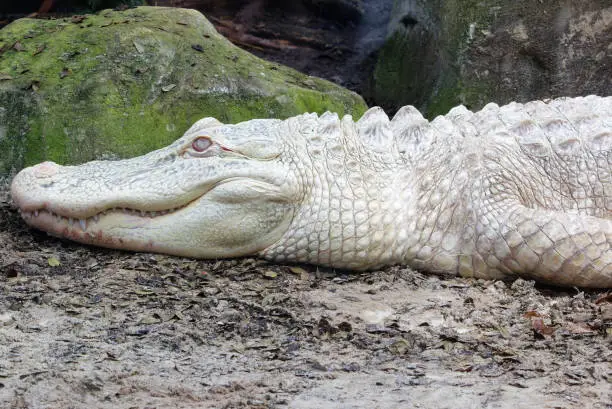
[48,256,61,267]
[523,311,541,318]
[594,292,612,304]
[531,317,555,337]
[288,266,309,279]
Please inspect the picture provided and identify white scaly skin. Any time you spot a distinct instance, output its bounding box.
[10,96,612,288]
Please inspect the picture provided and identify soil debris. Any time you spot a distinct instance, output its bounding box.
[0,180,610,408]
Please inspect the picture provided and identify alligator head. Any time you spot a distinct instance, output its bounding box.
[11,108,415,271]
[10,116,304,258]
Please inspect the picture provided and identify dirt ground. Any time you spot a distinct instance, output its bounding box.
[0,179,611,409]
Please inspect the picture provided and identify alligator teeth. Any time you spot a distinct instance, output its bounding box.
[19,205,187,225]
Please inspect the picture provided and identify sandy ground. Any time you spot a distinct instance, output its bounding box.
[0,180,611,409]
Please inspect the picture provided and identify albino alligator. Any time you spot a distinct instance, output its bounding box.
[10,96,612,288]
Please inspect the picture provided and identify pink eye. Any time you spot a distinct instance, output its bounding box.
[192,137,212,152]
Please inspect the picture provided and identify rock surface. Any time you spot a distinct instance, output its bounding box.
[368,0,612,117]
[0,6,366,176]
[2,2,609,121]
[153,0,394,100]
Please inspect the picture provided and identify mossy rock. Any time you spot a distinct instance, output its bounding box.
[0,6,367,176]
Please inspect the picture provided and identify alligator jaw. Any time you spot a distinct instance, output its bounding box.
[18,203,189,230]
[16,197,199,253]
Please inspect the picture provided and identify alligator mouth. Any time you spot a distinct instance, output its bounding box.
[13,175,289,257]
[15,197,200,253]
[18,204,189,232]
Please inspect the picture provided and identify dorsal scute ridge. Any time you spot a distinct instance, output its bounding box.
[470,102,508,137]
[528,99,583,155]
[588,96,611,152]
[389,105,436,156]
[553,95,612,152]
[445,104,479,139]
[497,101,551,157]
[304,96,609,161]
[356,106,393,153]
[447,104,472,118]
[317,111,341,138]
[319,111,339,123]
[430,114,460,137]
[391,105,426,126]
[306,111,341,152]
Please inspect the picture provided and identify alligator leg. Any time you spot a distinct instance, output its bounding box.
[479,205,612,287]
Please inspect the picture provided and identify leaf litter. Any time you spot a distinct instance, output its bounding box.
[0,179,610,408]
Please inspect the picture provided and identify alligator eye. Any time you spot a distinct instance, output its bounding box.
[192,137,212,152]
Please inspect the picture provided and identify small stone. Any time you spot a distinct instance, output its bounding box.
[47,256,61,267]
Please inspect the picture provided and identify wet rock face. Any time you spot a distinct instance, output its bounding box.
[3,1,607,125]
[154,0,392,97]
[152,1,610,118]
[0,6,366,176]
[369,0,612,117]
[161,0,364,25]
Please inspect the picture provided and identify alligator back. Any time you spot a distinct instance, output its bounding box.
[385,96,611,286]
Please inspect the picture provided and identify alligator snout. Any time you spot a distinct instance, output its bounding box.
[10,161,62,211]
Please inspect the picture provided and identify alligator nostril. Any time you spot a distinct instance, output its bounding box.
[32,161,60,178]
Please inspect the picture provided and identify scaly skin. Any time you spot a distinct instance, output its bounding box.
[10,96,612,287]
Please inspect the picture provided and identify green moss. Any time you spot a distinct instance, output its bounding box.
[0,90,40,173]
[426,80,461,119]
[371,26,440,114]
[0,7,367,175]
[429,0,496,115]
[370,0,502,117]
